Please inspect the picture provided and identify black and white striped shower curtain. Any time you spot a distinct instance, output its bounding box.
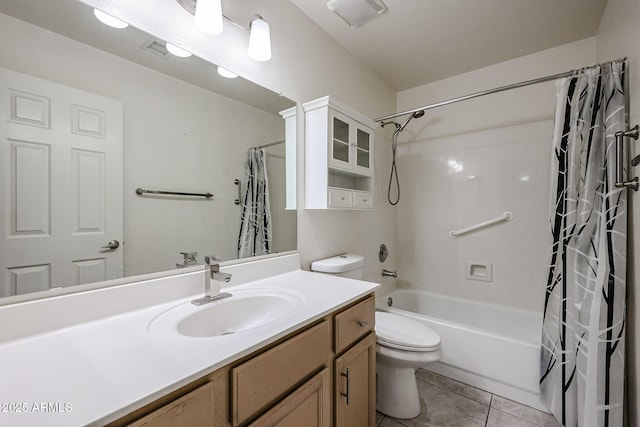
[238,148,272,258]
[540,62,627,427]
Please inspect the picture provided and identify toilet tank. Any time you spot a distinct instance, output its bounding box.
[311,254,365,279]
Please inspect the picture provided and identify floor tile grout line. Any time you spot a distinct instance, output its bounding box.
[484,393,494,426]
[489,406,552,427]
[416,375,492,409]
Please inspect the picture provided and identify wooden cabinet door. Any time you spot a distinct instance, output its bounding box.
[335,332,376,427]
[250,368,331,427]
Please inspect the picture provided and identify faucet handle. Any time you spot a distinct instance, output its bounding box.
[180,251,198,262]
[205,255,222,264]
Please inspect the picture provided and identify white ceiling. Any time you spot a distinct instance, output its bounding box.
[289,0,609,91]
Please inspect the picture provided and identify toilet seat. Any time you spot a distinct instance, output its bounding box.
[375,311,440,352]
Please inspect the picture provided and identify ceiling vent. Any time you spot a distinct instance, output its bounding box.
[326,0,387,28]
[140,39,170,58]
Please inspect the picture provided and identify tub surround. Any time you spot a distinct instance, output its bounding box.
[0,253,379,426]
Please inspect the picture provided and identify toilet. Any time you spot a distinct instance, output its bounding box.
[375,312,441,419]
[311,254,442,420]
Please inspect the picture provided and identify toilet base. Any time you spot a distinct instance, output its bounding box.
[376,363,421,419]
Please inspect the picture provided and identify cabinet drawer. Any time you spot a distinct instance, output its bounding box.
[354,193,373,209]
[328,188,353,208]
[128,381,215,427]
[334,296,375,354]
[232,321,331,426]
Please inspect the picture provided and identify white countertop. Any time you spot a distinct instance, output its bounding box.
[0,266,378,426]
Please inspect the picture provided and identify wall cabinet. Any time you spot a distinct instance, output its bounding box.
[111,294,375,427]
[304,96,376,210]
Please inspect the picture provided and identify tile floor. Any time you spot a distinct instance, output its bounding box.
[376,369,562,427]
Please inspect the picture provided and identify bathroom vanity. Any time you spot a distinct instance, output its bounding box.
[115,294,375,427]
[0,254,378,426]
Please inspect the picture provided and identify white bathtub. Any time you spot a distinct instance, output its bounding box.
[377,289,546,411]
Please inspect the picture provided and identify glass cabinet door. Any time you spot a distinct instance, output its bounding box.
[330,113,351,169]
[355,128,371,172]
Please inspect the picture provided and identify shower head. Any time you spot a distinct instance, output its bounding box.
[398,110,425,132]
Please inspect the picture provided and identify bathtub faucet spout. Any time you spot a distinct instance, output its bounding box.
[382,269,397,278]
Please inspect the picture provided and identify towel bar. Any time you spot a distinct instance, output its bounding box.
[135,188,213,199]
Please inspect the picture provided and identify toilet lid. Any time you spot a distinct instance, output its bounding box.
[375,312,440,351]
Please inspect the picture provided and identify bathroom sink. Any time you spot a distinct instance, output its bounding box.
[148,289,304,338]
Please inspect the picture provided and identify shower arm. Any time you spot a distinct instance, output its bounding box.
[380,110,425,132]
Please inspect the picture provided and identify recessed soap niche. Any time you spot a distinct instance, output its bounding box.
[465,261,493,282]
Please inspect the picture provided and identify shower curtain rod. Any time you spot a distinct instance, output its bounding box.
[374,57,627,124]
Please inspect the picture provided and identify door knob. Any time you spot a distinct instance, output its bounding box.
[101,240,120,250]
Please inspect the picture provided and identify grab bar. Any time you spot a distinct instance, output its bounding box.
[449,211,514,239]
[135,188,213,199]
[615,124,639,191]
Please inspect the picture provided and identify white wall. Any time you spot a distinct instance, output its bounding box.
[265,145,297,254]
[0,13,293,275]
[78,0,398,280]
[595,0,640,423]
[394,39,596,311]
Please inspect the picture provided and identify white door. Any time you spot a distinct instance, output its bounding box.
[0,67,123,297]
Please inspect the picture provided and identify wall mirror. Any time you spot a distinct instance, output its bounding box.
[0,0,297,303]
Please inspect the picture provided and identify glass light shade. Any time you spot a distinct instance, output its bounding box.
[248,16,271,61]
[217,67,238,78]
[166,42,192,58]
[194,0,223,35]
[93,9,129,29]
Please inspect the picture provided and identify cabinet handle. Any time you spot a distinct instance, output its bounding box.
[340,368,350,405]
[357,320,369,328]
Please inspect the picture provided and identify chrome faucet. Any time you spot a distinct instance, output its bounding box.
[177,251,198,268]
[381,269,397,278]
[191,256,233,306]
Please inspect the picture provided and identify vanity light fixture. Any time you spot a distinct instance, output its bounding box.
[248,15,272,62]
[177,0,272,62]
[217,67,238,78]
[166,42,193,58]
[93,9,129,29]
[194,0,223,35]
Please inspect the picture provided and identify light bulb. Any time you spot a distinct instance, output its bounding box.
[93,9,129,29]
[194,0,223,35]
[248,15,271,61]
[217,67,238,79]
[166,42,192,58]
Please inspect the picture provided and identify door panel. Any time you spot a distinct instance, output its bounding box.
[0,67,123,297]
